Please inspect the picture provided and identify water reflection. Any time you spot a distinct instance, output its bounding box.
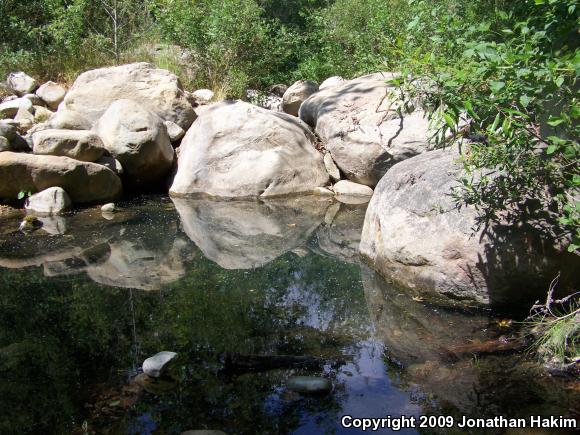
[0,196,577,434]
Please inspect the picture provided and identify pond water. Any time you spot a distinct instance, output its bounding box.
[0,196,577,434]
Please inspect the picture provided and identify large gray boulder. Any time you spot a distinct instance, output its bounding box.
[61,63,196,129]
[282,80,319,116]
[94,99,175,188]
[0,152,122,204]
[170,100,329,198]
[24,187,72,215]
[6,72,38,96]
[359,147,576,306]
[36,81,66,110]
[32,129,104,162]
[300,72,433,186]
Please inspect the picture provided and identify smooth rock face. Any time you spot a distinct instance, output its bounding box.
[94,99,174,188]
[7,72,38,96]
[359,148,575,306]
[49,109,92,130]
[0,97,33,118]
[319,76,345,90]
[101,203,115,213]
[170,100,329,198]
[300,72,433,186]
[142,351,178,378]
[36,81,66,110]
[14,105,35,133]
[62,63,196,129]
[0,152,122,204]
[287,376,332,394]
[333,180,373,198]
[25,187,72,215]
[33,129,105,162]
[282,80,319,116]
[172,196,328,269]
[323,152,341,181]
[191,89,214,105]
[95,155,124,175]
[268,83,288,97]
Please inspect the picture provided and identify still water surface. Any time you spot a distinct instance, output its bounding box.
[0,196,576,434]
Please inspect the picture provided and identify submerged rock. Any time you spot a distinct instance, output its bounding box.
[300,72,433,186]
[19,215,42,232]
[287,376,332,394]
[25,187,72,216]
[143,351,178,378]
[170,100,328,198]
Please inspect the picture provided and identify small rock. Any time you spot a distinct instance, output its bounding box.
[323,153,341,182]
[14,105,35,133]
[191,89,214,105]
[25,187,72,215]
[23,93,44,106]
[19,215,42,232]
[33,106,53,123]
[282,80,319,117]
[319,76,345,90]
[287,376,332,395]
[268,84,288,97]
[333,180,374,198]
[101,203,116,213]
[7,72,38,96]
[0,97,33,118]
[36,81,67,110]
[313,186,334,196]
[164,120,185,143]
[142,351,178,378]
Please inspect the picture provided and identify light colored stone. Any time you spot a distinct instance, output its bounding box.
[0,97,33,118]
[359,147,574,305]
[287,376,332,394]
[142,351,178,378]
[319,76,345,90]
[282,80,319,116]
[33,106,53,123]
[23,93,44,106]
[33,129,104,162]
[25,187,72,215]
[7,72,38,96]
[333,180,373,197]
[323,152,341,181]
[14,105,35,133]
[38,216,68,235]
[0,152,122,204]
[36,81,66,110]
[164,120,185,142]
[300,72,433,186]
[313,186,334,196]
[0,136,9,152]
[62,63,196,129]
[170,100,329,198]
[191,88,214,105]
[0,119,29,151]
[268,84,288,97]
[101,203,115,213]
[49,109,92,130]
[247,90,282,111]
[94,99,174,187]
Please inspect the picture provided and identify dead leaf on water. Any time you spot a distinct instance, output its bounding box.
[412,296,424,302]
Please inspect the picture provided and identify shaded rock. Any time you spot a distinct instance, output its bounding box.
[19,215,42,232]
[14,105,35,133]
[0,119,29,151]
[287,376,332,394]
[32,129,104,162]
[23,93,44,106]
[36,81,66,110]
[268,83,288,97]
[359,148,577,306]
[170,100,328,198]
[142,351,178,378]
[319,76,345,90]
[33,106,53,123]
[172,196,328,269]
[7,72,38,96]
[0,152,122,204]
[0,136,9,152]
[191,89,214,105]
[49,109,92,130]
[133,373,179,395]
[25,187,72,215]
[38,215,68,235]
[247,90,282,111]
[164,120,185,143]
[94,99,174,188]
[323,152,341,181]
[282,80,319,116]
[95,155,124,175]
[62,62,196,129]
[0,97,33,118]
[300,72,433,186]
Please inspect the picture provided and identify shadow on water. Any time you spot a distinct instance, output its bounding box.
[0,196,577,434]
